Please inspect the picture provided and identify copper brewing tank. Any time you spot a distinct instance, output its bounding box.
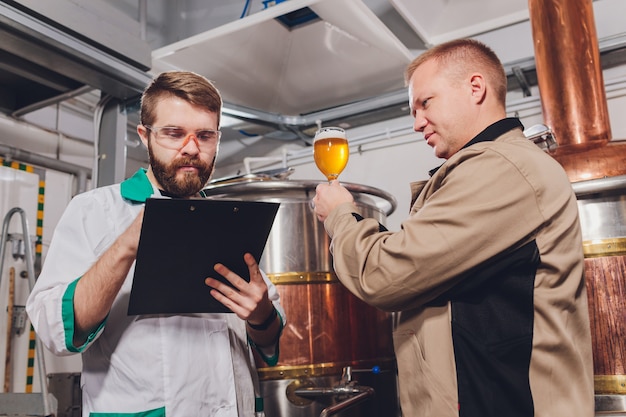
[528,0,626,411]
[203,178,399,417]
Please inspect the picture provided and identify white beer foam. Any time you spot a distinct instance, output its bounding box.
[315,128,346,140]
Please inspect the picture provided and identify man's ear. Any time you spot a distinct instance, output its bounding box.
[137,124,149,148]
[469,73,487,104]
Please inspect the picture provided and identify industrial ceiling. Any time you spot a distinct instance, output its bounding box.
[1,0,626,149]
[0,0,152,116]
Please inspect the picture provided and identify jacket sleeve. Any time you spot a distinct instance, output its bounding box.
[323,148,550,312]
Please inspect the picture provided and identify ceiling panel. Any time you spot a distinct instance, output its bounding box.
[151,0,413,116]
[389,0,529,47]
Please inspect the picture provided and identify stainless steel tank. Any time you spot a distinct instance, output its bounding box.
[203,178,400,417]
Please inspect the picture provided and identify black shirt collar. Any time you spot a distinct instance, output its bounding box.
[428,118,524,177]
[159,189,183,199]
[159,189,207,199]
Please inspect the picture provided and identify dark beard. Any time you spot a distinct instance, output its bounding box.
[148,142,215,198]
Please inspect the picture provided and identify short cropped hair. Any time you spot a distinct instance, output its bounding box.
[140,71,223,128]
[405,39,507,105]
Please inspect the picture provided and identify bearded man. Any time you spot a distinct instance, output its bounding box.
[26,71,285,417]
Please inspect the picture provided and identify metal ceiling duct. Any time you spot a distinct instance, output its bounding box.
[528,0,626,411]
[0,0,152,117]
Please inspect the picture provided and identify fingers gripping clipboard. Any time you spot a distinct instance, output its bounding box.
[128,198,280,315]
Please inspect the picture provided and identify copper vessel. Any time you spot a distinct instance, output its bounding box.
[574,177,626,401]
[528,0,626,408]
[203,179,399,417]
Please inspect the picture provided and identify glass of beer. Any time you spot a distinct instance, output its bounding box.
[313,127,349,182]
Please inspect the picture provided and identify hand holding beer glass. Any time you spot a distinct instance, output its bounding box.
[313,127,349,182]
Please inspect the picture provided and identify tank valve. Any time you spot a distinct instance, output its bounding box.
[292,366,377,417]
[286,378,316,406]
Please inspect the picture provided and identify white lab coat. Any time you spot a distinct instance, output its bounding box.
[26,169,284,417]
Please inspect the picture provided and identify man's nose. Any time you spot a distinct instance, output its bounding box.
[180,134,201,153]
[413,113,427,132]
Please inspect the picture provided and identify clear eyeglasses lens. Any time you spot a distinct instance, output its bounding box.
[145,125,221,149]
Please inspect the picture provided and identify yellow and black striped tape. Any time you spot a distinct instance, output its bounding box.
[1,158,45,393]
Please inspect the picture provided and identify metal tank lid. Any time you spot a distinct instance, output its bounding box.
[203,171,397,216]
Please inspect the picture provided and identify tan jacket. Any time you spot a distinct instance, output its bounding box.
[324,126,594,416]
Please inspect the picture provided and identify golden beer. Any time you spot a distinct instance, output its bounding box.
[313,127,349,181]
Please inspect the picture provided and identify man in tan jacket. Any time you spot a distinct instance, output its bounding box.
[313,39,594,417]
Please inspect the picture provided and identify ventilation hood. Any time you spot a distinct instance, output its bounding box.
[151,0,414,140]
[149,0,626,143]
[0,0,152,117]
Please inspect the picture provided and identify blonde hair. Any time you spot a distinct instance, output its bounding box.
[405,39,507,105]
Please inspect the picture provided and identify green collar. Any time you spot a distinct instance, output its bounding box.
[120,168,210,201]
[120,168,155,203]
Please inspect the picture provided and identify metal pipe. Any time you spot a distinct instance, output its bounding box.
[0,144,90,195]
[294,387,348,397]
[293,384,376,417]
[528,0,611,148]
[139,0,147,41]
[11,85,93,119]
[571,174,626,197]
[319,386,375,417]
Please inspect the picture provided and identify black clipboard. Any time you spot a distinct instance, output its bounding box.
[128,198,280,315]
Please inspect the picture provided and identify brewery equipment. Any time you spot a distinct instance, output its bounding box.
[203,177,400,417]
[573,176,626,413]
[527,0,626,412]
